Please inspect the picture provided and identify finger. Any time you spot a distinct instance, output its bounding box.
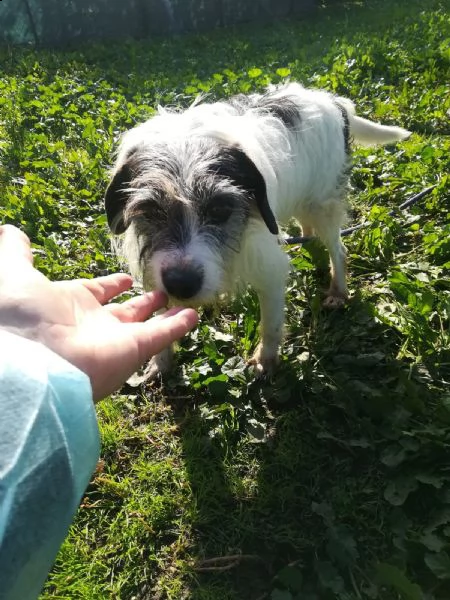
[0,224,34,268]
[147,306,191,321]
[129,308,199,364]
[106,290,169,322]
[79,273,134,305]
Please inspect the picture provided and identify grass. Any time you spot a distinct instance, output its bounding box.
[1,0,449,598]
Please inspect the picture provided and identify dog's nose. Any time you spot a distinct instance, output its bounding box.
[161,264,204,300]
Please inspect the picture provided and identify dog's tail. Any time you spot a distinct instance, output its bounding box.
[336,97,411,146]
[349,115,411,146]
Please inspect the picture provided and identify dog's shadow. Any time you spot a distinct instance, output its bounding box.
[166,372,349,598]
[165,380,294,599]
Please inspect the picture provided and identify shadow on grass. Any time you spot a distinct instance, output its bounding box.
[167,287,448,599]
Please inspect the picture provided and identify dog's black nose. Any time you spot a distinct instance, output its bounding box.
[161,264,204,300]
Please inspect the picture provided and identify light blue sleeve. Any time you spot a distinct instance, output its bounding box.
[0,331,100,600]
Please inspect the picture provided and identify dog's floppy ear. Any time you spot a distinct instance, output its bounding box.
[214,146,279,235]
[104,150,139,235]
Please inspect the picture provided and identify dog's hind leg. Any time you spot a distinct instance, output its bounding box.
[300,202,348,308]
[301,222,314,238]
[315,222,348,308]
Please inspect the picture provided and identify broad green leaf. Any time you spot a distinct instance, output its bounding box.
[271,590,293,600]
[384,477,418,506]
[221,356,246,378]
[377,563,423,600]
[276,566,303,592]
[420,532,445,553]
[424,551,450,580]
[316,561,344,593]
[248,67,262,78]
[276,67,291,77]
[326,525,359,567]
[381,444,407,467]
[311,501,335,524]
[415,473,444,488]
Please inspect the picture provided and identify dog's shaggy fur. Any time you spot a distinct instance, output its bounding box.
[105,82,410,378]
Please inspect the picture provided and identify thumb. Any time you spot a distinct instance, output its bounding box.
[0,225,34,269]
[128,307,199,366]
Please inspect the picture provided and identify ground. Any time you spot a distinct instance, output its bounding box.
[0,0,449,598]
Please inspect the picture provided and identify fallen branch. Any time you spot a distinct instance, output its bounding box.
[195,553,263,572]
[284,184,437,246]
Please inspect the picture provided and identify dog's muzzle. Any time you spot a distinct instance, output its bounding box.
[161,262,204,300]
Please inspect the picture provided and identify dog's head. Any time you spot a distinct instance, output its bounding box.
[105,136,278,305]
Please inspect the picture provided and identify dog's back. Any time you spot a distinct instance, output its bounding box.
[194,82,410,224]
[201,83,356,224]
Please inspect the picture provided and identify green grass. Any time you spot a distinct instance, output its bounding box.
[1,0,450,598]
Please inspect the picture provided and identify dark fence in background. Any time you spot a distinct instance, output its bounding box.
[0,0,317,47]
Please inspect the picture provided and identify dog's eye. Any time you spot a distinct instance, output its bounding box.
[207,202,234,224]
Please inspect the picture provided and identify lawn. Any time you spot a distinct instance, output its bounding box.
[1,0,449,598]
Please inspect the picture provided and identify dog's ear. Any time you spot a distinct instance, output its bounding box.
[104,151,139,235]
[214,146,279,235]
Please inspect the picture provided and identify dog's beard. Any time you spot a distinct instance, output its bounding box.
[146,236,227,306]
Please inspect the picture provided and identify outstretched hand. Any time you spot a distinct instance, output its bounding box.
[0,225,198,401]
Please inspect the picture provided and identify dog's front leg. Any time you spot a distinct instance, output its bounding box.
[126,345,174,386]
[126,307,174,386]
[249,285,286,375]
[246,244,289,375]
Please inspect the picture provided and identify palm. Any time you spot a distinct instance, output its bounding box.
[0,225,198,401]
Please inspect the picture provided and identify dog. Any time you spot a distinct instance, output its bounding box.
[104,82,410,380]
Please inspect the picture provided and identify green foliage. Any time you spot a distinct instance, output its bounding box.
[1,0,449,598]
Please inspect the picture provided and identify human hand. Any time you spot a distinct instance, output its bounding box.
[0,225,198,401]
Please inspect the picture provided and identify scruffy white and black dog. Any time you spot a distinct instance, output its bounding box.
[105,82,410,378]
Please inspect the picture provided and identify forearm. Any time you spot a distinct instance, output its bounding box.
[0,331,100,600]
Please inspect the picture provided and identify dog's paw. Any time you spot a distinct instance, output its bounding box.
[126,346,174,387]
[248,344,279,377]
[323,294,347,310]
